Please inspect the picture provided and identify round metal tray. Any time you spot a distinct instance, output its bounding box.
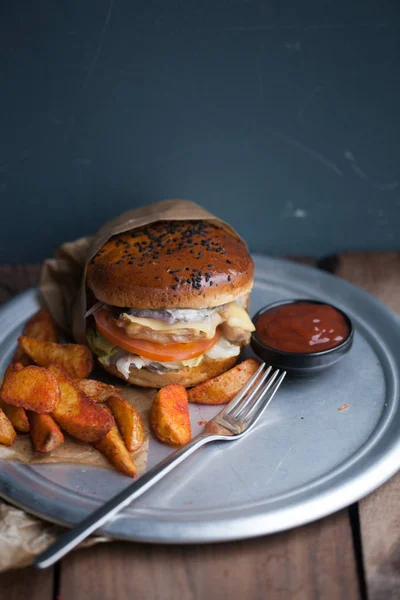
[0,255,399,543]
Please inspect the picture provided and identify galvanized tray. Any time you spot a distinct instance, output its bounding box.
[0,255,399,543]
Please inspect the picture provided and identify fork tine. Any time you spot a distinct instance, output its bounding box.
[235,368,280,420]
[242,370,286,424]
[231,365,274,419]
[223,362,267,416]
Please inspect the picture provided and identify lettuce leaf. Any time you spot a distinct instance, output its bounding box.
[87,329,117,365]
[179,355,204,368]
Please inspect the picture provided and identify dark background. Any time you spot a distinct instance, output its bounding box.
[1,0,399,263]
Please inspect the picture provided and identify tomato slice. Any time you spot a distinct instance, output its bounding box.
[93,308,221,362]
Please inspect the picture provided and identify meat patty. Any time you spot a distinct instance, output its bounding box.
[116,318,208,343]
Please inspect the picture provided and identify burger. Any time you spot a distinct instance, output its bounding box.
[86,220,255,387]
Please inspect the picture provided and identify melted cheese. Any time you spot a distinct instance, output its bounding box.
[224,303,255,332]
[121,301,254,339]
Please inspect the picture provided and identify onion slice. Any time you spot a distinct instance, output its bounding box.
[85,301,104,319]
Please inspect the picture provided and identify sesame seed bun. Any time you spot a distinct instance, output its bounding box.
[86,221,254,309]
[101,355,239,388]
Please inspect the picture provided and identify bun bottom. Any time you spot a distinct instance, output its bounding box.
[100,355,239,388]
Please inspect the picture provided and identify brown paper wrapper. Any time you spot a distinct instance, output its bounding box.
[39,199,246,343]
[0,502,108,572]
[0,199,245,571]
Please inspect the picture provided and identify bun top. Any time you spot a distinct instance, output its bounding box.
[86,220,254,309]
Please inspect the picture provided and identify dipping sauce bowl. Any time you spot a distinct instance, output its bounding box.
[251,299,354,377]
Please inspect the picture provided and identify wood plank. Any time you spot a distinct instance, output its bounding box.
[59,511,359,600]
[334,251,400,314]
[334,251,400,600]
[0,567,53,600]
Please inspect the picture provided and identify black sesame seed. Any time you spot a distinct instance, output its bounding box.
[209,281,213,286]
[172,284,179,290]
[208,264,214,267]
[174,277,180,282]
[226,259,232,264]
[227,275,231,281]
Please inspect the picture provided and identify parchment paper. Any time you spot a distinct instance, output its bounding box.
[0,503,108,572]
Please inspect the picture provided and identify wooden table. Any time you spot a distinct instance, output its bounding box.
[0,254,399,600]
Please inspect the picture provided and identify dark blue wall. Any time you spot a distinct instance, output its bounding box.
[1,1,399,263]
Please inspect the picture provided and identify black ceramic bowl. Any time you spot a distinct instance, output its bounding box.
[251,299,354,377]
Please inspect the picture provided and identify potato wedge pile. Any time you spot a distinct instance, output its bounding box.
[0,309,145,477]
[1,308,261,475]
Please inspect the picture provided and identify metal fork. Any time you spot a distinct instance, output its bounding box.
[34,362,285,569]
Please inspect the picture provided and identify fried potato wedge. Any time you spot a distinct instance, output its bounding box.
[1,364,60,413]
[24,308,58,340]
[0,399,29,432]
[151,384,191,446]
[0,408,16,446]
[12,347,32,367]
[13,308,59,366]
[107,394,145,452]
[93,423,138,478]
[49,365,113,442]
[27,412,64,453]
[187,358,261,405]
[74,379,117,403]
[18,336,94,379]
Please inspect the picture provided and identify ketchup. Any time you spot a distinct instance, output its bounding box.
[255,302,349,354]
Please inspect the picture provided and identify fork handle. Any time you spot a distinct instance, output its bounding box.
[34,432,215,569]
